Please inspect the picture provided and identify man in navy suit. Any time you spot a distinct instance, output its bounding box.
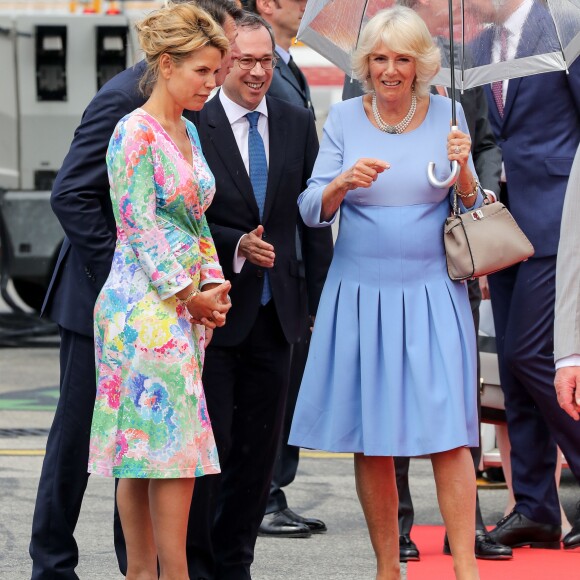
[190,13,332,578]
[29,3,242,578]
[247,0,328,539]
[471,0,580,549]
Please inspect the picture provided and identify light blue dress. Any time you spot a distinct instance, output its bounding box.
[289,95,482,456]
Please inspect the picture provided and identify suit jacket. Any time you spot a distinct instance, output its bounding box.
[554,145,580,361]
[474,0,580,256]
[42,60,196,337]
[268,52,314,116]
[196,94,332,347]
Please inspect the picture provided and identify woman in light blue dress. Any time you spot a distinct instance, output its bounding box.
[289,8,481,580]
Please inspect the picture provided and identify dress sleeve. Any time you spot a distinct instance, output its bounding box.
[298,105,343,228]
[199,215,225,287]
[107,115,192,299]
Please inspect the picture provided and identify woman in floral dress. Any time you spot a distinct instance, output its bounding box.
[87,3,231,577]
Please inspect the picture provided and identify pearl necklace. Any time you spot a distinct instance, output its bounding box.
[372,90,417,134]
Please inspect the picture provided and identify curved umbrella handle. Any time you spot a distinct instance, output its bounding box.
[427,160,461,189]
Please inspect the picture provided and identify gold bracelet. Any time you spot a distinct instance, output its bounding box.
[179,286,199,305]
[454,179,479,199]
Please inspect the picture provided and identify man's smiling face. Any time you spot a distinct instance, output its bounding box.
[222,24,274,110]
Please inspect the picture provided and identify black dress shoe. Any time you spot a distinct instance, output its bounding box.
[258,510,311,538]
[563,502,580,549]
[399,534,420,562]
[443,531,513,559]
[281,507,327,533]
[563,524,580,550]
[488,510,561,549]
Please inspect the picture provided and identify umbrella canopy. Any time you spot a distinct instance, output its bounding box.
[297,0,580,91]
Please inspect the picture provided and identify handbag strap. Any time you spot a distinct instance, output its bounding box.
[452,181,489,216]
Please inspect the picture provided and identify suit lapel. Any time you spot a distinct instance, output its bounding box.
[276,56,308,105]
[262,97,286,224]
[205,96,259,220]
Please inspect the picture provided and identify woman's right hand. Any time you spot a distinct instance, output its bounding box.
[187,281,232,329]
[339,158,390,192]
[321,158,389,221]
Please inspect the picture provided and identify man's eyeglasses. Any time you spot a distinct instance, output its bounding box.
[235,56,278,70]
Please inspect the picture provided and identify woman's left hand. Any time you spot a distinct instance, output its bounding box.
[447,128,471,167]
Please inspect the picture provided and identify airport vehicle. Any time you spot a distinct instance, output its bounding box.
[0,2,144,310]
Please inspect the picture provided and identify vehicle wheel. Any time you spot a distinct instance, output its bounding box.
[12,278,47,312]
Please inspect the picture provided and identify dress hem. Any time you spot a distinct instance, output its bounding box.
[88,461,221,479]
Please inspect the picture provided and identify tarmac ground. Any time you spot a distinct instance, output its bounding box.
[0,290,578,579]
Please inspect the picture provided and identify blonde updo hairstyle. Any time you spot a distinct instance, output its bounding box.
[136,1,230,96]
[352,6,441,98]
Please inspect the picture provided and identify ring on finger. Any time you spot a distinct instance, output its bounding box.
[454,145,461,154]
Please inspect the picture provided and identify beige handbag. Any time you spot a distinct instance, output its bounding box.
[444,189,535,281]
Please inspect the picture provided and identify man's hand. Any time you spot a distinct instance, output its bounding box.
[238,225,275,268]
[554,366,580,420]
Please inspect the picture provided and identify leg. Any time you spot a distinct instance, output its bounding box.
[354,454,400,580]
[431,448,479,580]
[394,457,414,535]
[211,304,292,579]
[394,456,419,562]
[116,479,157,580]
[262,319,325,535]
[489,262,561,524]
[186,344,238,579]
[495,424,515,516]
[114,479,128,575]
[30,329,95,580]
[149,479,196,580]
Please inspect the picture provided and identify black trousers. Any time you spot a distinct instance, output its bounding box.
[186,302,292,580]
[395,279,485,534]
[265,316,311,514]
[489,256,580,525]
[30,328,95,580]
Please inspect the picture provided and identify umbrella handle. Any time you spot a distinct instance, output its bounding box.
[427,160,460,189]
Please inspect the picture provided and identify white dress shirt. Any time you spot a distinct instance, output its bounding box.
[494,0,533,183]
[218,89,270,272]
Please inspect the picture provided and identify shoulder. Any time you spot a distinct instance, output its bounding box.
[110,110,156,147]
[266,94,312,122]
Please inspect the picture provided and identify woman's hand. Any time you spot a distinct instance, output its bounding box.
[187,281,232,329]
[321,158,389,221]
[340,158,390,191]
[447,128,471,168]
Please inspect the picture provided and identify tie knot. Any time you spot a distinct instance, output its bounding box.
[246,111,260,129]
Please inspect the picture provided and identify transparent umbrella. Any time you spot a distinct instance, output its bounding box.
[298,0,580,186]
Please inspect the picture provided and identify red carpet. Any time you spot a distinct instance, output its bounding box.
[407,526,580,579]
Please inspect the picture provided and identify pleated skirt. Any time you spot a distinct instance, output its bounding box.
[289,200,479,456]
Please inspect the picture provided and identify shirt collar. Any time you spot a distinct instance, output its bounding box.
[503,0,533,39]
[275,45,291,65]
[219,89,269,125]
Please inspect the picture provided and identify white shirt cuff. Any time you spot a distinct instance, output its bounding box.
[233,235,247,273]
[555,354,580,370]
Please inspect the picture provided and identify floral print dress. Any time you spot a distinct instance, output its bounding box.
[88,109,222,478]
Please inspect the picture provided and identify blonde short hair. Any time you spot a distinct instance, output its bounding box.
[352,6,441,97]
[136,1,230,95]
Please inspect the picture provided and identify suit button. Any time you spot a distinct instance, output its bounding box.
[256,270,264,278]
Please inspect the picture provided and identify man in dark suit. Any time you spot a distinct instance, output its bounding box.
[28,3,243,578]
[471,0,580,549]
[247,0,327,539]
[189,13,332,579]
[342,0,510,558]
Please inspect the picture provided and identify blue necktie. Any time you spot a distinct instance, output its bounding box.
[246,111,271,305]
